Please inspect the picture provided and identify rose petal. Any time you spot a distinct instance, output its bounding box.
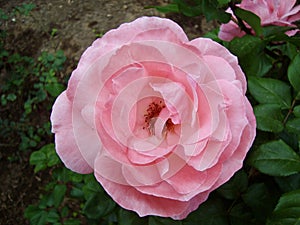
[188,38,247,92]
[67,17,189,101]
[217,80,249,162]
[94,151,128,185]
[94,174,192,219]
[218,22,245,41]
[50,92,92,173]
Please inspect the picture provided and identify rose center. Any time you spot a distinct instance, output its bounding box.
[142,101,175,135]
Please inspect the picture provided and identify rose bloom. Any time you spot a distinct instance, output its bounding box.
[51,17,256,219]
[219,0,300,41]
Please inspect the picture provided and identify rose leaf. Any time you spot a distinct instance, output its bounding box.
[288,53,300,94]
[266,190,300,225]
[286,118,300,134]
[83,193,116,219]
[248,77,292,109]
[254,104,284,133]
[248,140,300,176]
[234,7,262,37]
[217,170,248,200]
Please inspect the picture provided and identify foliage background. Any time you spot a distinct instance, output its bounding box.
[1,0,300,224]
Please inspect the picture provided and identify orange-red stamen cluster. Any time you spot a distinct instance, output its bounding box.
[143,101,165,130]
[165,118,175,132]
[142,101,175,133]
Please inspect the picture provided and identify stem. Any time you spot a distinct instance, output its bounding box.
[229,3,253,35]
[283,98,297,125]
[264,47,281,59]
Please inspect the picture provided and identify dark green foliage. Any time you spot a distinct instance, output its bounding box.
[30,144,60,172]
[267,190,300,225]
[249,140,300,176]
[184,196,229,225]
[0,40,66,151]
[149,0,231,22]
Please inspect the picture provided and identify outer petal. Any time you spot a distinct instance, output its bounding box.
[218,22,246,41]
[94,173,192,219]
[241,0,272,22]
[67,17,189,101]
[188,38,247,93]
[217,80,249,163]
[283,4,300,22]
[173,191,210,220]
[212,99,256,189]
[277,0,297,16]
[50,91,93,173]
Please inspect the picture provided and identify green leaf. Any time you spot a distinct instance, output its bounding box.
[150,4,179,13]
[61,206,69,218]
[0,9,9,20]
[244,51,273,77]
[286,42,299,60]
[294,105,300,117]
[262,26,291,41]
[149,217,183,225]
[217,0,231,5]
[53,184,67,208]
[226,35,262,58]
[279,129,299,151]
[45,144,60,167]
[225,35,273,76]
[6,93,17,101]
[118,209,145,225]
[52,167,72,182]
[288,36,300,48]
[203,28,221,43]
[267,189,300,225]
[286,118,300,134]
[184,196,229,225]
[64,219,81,225]
[242,183,277,223]
[83,193,116,219]
[224,35,272,77]
[234,7,262,36]
[30,150,47,172]
[15,3,36,16]
[201,0,231,22]
[229,203,253,225]
[254,104,284,132]
[82,174,103,199]
[45,82,65,97]
[70,186,84,199]
[24,205,48,225]
[38,194,52,208]
[248,77,292,109]
[69,172,83,183]
[288,53,300,92]
[275,173,300,192]
[46,209,60,223]
[217,170,248,200]
[248,140,300,176]
[29,144,60,172]
[176,0,202,17]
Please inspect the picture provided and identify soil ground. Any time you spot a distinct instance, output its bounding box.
[0,1,216,224]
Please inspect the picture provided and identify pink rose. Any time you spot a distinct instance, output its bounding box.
[51,17,256,219]
[219,0,300,41]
